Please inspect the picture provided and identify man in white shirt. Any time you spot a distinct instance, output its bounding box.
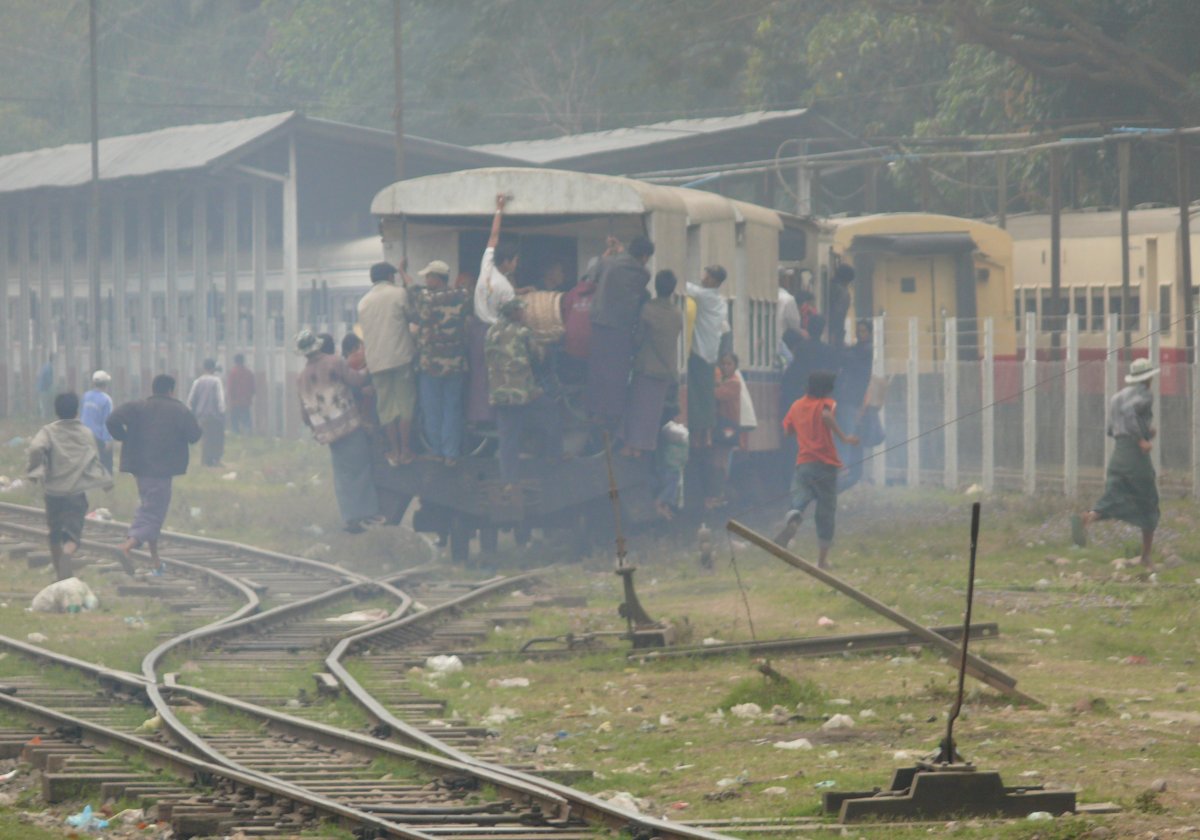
[187,358,226,467]
[686,265,730,448]
[468,194,520,426]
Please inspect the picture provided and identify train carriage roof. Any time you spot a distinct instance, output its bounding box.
[371,167,779,227]
[1005,206,1190,239]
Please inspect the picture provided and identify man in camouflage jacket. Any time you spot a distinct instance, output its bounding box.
[410,260,469,464]
[485,298,563,485]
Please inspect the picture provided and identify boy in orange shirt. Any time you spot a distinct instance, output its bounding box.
[775,370,859,569]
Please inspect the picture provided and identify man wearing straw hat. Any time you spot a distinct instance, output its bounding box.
[1071,357,1160,570]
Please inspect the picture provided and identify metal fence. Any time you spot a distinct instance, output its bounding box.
[867,313,1200,498]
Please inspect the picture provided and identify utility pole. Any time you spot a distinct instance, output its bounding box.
[88,0,102,370]
[1049,148,1063,356]
[1118,140,1132,359]
[1179,132,1195,361]
[392,0,404,181]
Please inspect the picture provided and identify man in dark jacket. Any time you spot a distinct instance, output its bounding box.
[586,235,654,425]
[107,374,202,573]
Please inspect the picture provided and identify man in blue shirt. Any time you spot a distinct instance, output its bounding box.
[80,370,114,474]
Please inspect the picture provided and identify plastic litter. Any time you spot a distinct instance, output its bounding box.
[65,804,109,831]
[189,506,202,519]
[763,786,788,795]
[324,608,390,623]
[730,702,762,719]
[85,507,113,521]
[0,478,24,492]
[481,706,521,726]
[134,713,163,734]
[31,577,99,613]
[817,616,836,628]
[813,779,837,789]
[772,738,813,750]
[1027,811,1053,821]
[25,633,48,644]
[487,677,530,688]
[821,713,856,731]
[424,654,464,674]
[601,791,643,813]
[221,471,238,480]
[0,768,18,782]
[123,616,148,629]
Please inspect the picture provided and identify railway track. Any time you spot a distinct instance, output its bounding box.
[0,503,739,839]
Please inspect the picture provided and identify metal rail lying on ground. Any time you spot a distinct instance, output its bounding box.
[727,519,1042,706]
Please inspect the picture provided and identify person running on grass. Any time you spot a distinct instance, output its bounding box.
[108,374,202,574]
[27,392,113,581]
[1071,357,1160,570]
[774,370,859,570]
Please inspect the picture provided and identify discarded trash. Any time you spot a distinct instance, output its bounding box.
[821,714,856,731]
[221,471,238,481]
[487,677,530,688]
[1122,655,1149,666]
[424,654,464,674]
[31,577,99,613]
[481,706,521,726]
[599,791,643,813]
[324,608,389,623]
[0,479,24,493]
[658,713,675,726]
[817,616,836,628]
[189,506,203,519]
[108,808,144,825]
[772,738,813,750]
[1027,811,1053,821]
[813,779,837,789]
[668,801,689,810]
[763,786,788,795]
[84,507,112,521]
[829,698,851,706]
[701,637,726,646]
[859,709,876,718]
[65,804,109,831]
[134,713,162,734]
[730,703,762,719]
[0,768,18,782]
[25,633,47,644]
[123,616,147,629]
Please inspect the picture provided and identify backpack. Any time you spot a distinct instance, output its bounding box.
[563,282,595,358]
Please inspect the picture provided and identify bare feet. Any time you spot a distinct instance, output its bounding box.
[62,540,77,557]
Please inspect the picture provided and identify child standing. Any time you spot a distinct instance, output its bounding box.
[27,393,114,580]
[656,418,689,520]
[775,370,859,569]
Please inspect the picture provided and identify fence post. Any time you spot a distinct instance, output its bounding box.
[1148,312,1162,476]
[1105,314,1119,470]
[1193,313,1200,499]
[1064,316,1079,497]
[907,317,921,488]
[871,314,886,487]
[1023,312,1037,495]
[943,316,958,490]
[982,317,995,493]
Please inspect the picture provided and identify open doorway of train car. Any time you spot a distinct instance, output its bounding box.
[457,229,579,290]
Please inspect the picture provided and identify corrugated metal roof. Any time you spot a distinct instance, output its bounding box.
[0,112,298,195]
[472,108,810,165]
[0,112,524,197]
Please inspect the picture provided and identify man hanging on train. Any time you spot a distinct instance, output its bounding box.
[587,234,655,429]
[469,193,519,430]
[409,259,469,466]
[486,298,564,488]
[357,260,417,466]
[686,265,730,451]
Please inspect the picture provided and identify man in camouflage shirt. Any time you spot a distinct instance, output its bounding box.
[410,260,469,464]
[486,298,564,486]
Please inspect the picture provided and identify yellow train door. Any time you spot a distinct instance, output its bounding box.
[876,254,959,362]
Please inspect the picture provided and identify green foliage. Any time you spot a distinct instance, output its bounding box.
[719,673,824,712]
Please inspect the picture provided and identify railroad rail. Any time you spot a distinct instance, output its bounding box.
[0,505,739,839]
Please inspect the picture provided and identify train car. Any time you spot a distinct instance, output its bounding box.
[819,213,1018,367]
[368,167,787,559]
[1007,206,1198,359]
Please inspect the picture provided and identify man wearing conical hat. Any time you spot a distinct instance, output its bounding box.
[1071,357,1160,570]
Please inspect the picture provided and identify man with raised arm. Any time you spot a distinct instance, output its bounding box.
[468,193,520,427]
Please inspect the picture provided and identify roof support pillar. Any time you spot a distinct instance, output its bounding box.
[282,135,299,437]
[18,206,33,414]
[112,194,128,398]
[165,185,180,380]
[138,195,153,395]
[37,197,52,387]
[223,180,239,375]
[0,208,9,416]
[192,186,208,375]
[60,204,75,392]
[252,179,270,436]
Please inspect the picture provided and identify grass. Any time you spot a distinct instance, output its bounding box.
[0,412,1197,836]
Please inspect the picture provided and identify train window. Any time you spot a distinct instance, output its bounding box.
[1125,291,1140,333]
[1108,290,1124,333]
[1159,286,1171,333]
[1073,289,1087,332]
[1039,290,1053,331]
[1091,290,1105,332]
[900,277,916,293]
